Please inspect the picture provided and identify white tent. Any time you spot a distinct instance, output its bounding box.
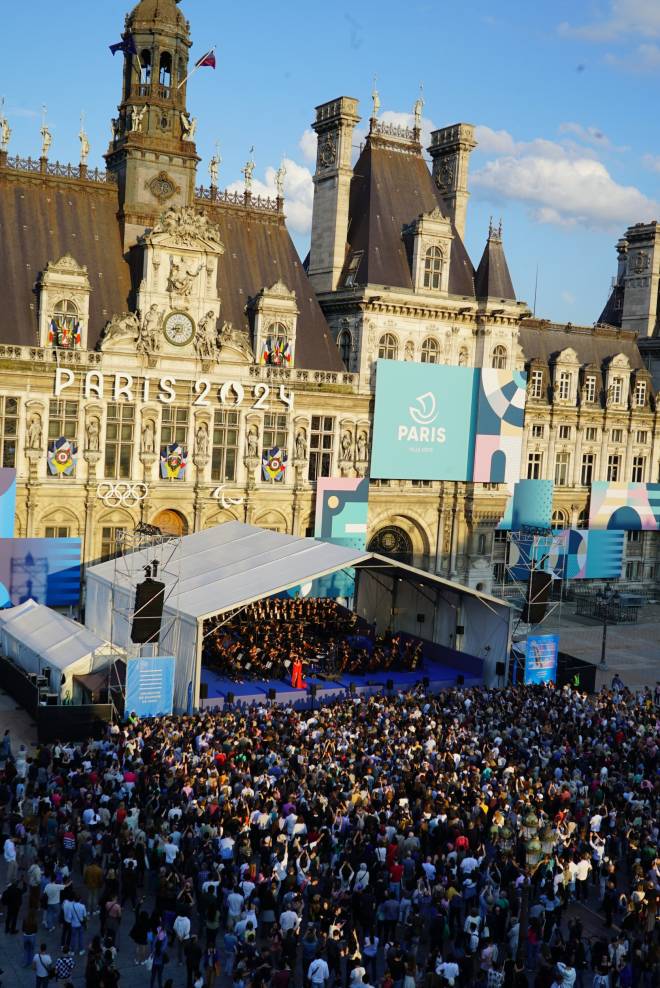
[0,599,110,700]
[84,522,511,712]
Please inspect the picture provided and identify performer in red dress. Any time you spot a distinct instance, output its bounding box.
[291,656,306,689]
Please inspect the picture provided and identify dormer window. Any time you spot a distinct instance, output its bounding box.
[249,281,299,370]
[344,251,362,287]
[423,246,443,290]
[261,321,292,366]
[609,376,623,405]
[49,299,81,349]
[557,371,571,401]
[491,345,508,370]
[584,374,596,403]
[634,379,647,407]
[529,369,543,398]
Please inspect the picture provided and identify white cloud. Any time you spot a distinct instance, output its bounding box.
[226,155,314,237]
[298,129,316,163]
[558,121,626,151]
[472,148,658,230]
[474,125,517,155]
[559,0,660,42]
[604,41,660,71]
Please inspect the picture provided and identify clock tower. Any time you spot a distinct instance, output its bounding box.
[105,0,200,250]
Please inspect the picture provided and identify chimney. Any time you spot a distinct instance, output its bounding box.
[428,123,477,242]
[308,96,360,294]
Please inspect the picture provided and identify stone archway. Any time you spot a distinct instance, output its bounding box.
[152,508,189,537]
[368,525,414,565]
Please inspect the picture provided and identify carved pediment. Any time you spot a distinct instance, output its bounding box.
[218,321,254,360]
[142,205,225,254]
[43,253,89,278]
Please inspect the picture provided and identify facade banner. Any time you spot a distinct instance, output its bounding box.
[312,477,369,598]
[0,537,81,607]
[125,655,175,718]
[589,481,660,531]
[371,361,478,480]
[0,468,17,538]
[524,634,559,685]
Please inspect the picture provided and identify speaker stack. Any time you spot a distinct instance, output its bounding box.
[130,577,165,644]
[521,571,552,625]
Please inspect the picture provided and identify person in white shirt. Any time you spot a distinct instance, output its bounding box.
[33,944,54,986]
[43,878,65,931]
[3,836,17,882]
[574,855,592,902]
[163,839,178,865]
[66,895,87,955]
[226,889,244,930]
[308,955,329,987]
[173,913,191,962]
[280,907,301,933]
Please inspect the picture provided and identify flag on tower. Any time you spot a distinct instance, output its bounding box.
[195,49,216,69]
[109,35,137,56]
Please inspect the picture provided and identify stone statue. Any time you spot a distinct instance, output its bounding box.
[167,255,204,297]
[0,116,11,152]
[209,147,221,187]
[295,430,307,460]
[246,427,259,459]
[404,340,414,361]
[40,123,52,158]
[195,421,209,458]
[195,310,218,360]
[151,206,224,250]
[413,87,424,129]
[371,79,380,119]
[180,112,197,140]
[130,105,146,133]
[103,311,140,343]
[79,127,89,165]
[356,431,368,461]
[137,303,161,355]
[26,414,43,451]
[110,117,120,141]
[141,419,155,455]
[275,162,286,198]
[242,147,255,193]
[340,431,353,461]
[85,417,100,452]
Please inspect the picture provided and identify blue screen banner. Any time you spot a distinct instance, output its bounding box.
[126,656,175,718]
[371,361,478,480]
[524,634,559,685]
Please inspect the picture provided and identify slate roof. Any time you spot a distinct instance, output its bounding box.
[340,139,476,296]
[0,167,343,370]
[597,284,624,328]
[474,231,516,300]
[519,319,643,369]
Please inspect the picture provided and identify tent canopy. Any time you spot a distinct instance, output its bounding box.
[0,599,107,672]
[86,522,371,621]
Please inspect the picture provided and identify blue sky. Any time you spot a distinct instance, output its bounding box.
[4,0,660,325]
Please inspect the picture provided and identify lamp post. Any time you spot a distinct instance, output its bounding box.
[599,583,615,671]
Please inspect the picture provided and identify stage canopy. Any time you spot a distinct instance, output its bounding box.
[0,599,110,700]
[84,522,511,711]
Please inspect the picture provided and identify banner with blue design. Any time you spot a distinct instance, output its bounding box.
[125,656,175,718]
[524,634,559,685]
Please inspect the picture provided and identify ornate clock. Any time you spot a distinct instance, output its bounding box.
[163,311,195,347]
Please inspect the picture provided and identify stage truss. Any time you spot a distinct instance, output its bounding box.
[107,526,182,716]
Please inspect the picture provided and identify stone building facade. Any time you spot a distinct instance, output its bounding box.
[0,0,658,594]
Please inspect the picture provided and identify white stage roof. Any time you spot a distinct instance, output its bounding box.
[86,522,371,621]
[0,599,107,672]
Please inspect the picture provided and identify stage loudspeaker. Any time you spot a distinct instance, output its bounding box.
[495,661,506,677]
[456,624,465,635]
[199,682,208,700]
[309,684,317,698]
[522,571,552,625]
[130,578,165,644]
[416,613,425,623]
[423,676,430,688]
[225,691,235,705]
[386,679,394,692]
[456,674,465,686]
[267,688,276,701]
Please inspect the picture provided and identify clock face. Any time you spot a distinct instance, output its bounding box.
[164,311,195,347]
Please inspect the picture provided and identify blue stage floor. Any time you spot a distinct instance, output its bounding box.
[200,657,480,710]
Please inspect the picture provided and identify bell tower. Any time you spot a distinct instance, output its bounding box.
[105,0,200,249]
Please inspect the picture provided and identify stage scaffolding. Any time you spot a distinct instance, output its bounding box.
[107,525,182,717]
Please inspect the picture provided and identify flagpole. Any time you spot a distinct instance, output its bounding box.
[176,45,216,90]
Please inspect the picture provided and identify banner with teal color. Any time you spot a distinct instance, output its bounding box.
[472,369,527,484]
[524,634,559,685]
[126,656,175,718]
[0,468,16,538]
[371,361,478,480]
[589,482,660,531]
[312,478,369,598]
[548,529,624,580]
[498,479,554,530]
[0,537,81,607]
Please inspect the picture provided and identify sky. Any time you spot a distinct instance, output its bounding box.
[3,0,660,326]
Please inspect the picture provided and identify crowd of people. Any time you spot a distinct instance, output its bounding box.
[202,598,423,683]
[0,679,658,988]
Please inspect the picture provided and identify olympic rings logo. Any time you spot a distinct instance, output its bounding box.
[96,482,149,507]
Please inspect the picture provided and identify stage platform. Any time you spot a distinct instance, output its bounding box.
[199,657,481,711]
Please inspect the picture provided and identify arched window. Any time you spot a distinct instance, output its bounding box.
[262,322,291,366]
[378,333,398,361]
[421,337,439,363]
[491,344,507,369]
[552,508,568,530]
[140,50,151,86]
[423,246,443,290]
[577,508,589,529]
[49,299,80,349]
[338,330,352,367]
[159,51,172,89]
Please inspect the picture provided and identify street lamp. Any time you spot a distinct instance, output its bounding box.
[598,584,616,671]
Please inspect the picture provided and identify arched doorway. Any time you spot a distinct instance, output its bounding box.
[368,526,414,565]
[152,508,189,537]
